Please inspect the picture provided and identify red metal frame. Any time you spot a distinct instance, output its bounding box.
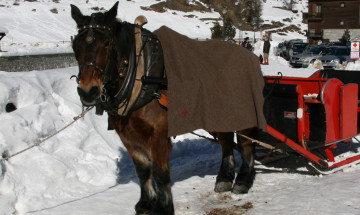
[266,125,328,168]
[340,84,358,139]
[263,74,360,172]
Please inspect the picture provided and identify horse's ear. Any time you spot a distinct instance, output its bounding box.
[71,4,84,27]
[104,1,119,24]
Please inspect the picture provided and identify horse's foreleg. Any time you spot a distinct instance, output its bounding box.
[151,137,174,215]
[214,132,235,193]
[233,128,256,194]
[126,146,157,215]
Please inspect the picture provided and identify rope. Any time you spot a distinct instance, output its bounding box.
[0,106,94,163]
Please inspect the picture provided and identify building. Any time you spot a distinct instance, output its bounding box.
[307,0,360,44]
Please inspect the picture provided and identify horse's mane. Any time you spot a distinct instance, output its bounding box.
[113,21,135,58]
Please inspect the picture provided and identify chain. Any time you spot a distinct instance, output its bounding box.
[0,106,94,163]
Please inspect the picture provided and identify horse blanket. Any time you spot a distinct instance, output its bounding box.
[154,26,267,137]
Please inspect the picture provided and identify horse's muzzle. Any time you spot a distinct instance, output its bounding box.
[77,85,100,106]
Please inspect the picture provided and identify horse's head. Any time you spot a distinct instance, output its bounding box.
[71,2,119,106]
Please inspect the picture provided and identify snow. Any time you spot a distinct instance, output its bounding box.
[0,27,8,33]
[1,0,360,215]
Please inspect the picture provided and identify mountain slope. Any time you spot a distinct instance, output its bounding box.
[0,0,307,56]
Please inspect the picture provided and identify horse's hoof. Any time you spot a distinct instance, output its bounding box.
[214,181,233,193]
[232,184,250,194]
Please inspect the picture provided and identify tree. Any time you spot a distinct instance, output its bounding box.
[211,17,236,40]
[211,22,223,39]
[252,0,263,29]
[245,0,263,29]
[341,28,351,45]
[224,17,236,40]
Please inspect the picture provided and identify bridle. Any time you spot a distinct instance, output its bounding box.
[71,15,138,116]
[71,14,115,87]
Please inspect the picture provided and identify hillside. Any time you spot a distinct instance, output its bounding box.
[0,0,307,56]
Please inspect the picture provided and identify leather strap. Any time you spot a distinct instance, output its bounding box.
[117,15,148,116]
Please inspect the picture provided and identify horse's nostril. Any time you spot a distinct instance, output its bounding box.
[77,87,86,97]
[89,86,100,96]
[77,86,100,104]
[77,87,87,97]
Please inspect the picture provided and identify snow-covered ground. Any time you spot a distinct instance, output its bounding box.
[1,0,360,215]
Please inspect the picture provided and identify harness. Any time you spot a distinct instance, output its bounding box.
[72,14,167,117]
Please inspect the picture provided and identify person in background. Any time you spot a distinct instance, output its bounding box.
[259,54,263,64]
[241,37,252,51]
[263,36,271,65]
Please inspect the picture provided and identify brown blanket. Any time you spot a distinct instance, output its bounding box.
[154,26,267,137]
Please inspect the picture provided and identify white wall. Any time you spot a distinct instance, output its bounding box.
[323,29,360,42]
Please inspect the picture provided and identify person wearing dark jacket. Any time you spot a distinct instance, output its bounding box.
[241,37,252,51]
[263,37,271,65]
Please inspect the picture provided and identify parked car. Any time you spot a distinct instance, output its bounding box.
[318,46,350,69]
[274,42,284,56]
[282,39,306,60]
[289,45,327,68]
[322,42,345,46]
[288,42,308,59]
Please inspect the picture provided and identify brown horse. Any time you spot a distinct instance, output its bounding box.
[71,2,258,214]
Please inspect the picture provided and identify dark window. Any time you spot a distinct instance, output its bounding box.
[316,5,321,14]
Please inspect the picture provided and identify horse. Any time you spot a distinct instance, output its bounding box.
[71,2,259,214]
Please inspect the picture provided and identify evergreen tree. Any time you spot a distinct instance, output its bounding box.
[253,0,263,29]
[211,22,223,39]
[244,0,263,29]
[341,28,351,45]
[224,17,236,40]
